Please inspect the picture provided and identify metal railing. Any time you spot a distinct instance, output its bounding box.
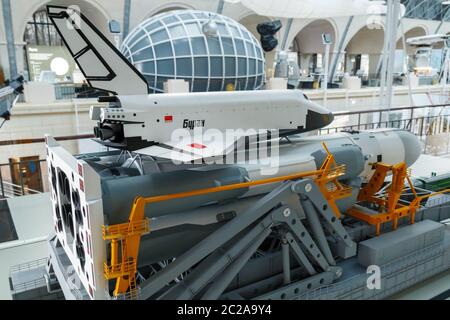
[319,103,450,156]
[9,258,48,273]
[1,181,41,198]
[0,159,48,199]
[9,258,48,295]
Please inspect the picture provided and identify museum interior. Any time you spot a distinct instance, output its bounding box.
[0,0,450,301]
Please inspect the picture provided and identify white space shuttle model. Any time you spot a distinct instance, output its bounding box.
[47,6,333,162]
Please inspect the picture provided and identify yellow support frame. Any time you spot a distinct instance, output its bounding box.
[102,143,352,297]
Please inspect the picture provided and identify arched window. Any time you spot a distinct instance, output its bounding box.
[23,9,63,46]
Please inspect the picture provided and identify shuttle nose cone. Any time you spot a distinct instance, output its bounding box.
[305,111,334,131]
[325,112,334,127]
[396,130,421,167]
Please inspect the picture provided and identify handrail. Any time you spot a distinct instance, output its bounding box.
[333,103,450,117]
[0,134,94,147]
[9,258,48,274]
[2,181,41,195]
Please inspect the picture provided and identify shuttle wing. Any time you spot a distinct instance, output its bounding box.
[134,130,276,162]
[47,6,149,95]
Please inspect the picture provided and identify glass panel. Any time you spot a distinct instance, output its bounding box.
[256,75,263,88]
[225,57,236,77]
[222,37,234,55]
[154,42,173,58]
[236,78,247,90]
[210,57,223,77]
[124,29,143,45]
[179,13,194,20]
[151,28,169,43]
[247,76,256,90]
[242,30,251,41]
[132,48,153,62]
[185,23,202,36]
[245,41,255,57]
[209,79,223,91]
[229,25,241,38]
[156,59,174,75]
[249,59,256,75]
[258,61,264,74]
[193,79,208,92]
[155,76,170,91]
[127,31,144,47]
[145,21,162,32]
[173,38,191,56]
[131,36,150,52]
[235,39,245,56]
[194,12,208,19]
[176,58,192,76]
[207,37,222,55]
[238,58,247,76]
[194,57,209,76]
[145,76,155,88]
[169,24,186,38]
[191,37,207,55]
[136,61,155,74]
[217,23,229,36]
[162,16,178,25]
[256,47,262,59]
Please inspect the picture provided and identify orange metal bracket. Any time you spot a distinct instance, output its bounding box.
[347,161,450,235]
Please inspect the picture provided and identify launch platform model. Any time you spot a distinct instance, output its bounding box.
[6,6,450,300]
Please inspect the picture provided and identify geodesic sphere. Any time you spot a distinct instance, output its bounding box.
[121,10,265,93]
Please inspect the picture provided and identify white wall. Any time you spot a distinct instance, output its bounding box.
[293,20,337,54]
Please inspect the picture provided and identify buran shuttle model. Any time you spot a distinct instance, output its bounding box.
[47,6,333,162]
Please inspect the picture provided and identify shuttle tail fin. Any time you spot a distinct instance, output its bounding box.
[47,5,149,95]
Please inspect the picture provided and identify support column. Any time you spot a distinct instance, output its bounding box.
[216,0,224,14]
[281,18,293,51]
[385,0,401,112]
[122,0,131,39]
[2,0,17,78]
[329,16,354,82]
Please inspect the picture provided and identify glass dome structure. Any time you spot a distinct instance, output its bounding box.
[121,10,265,93]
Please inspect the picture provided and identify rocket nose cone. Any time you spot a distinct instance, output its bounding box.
[396,130,421,167]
